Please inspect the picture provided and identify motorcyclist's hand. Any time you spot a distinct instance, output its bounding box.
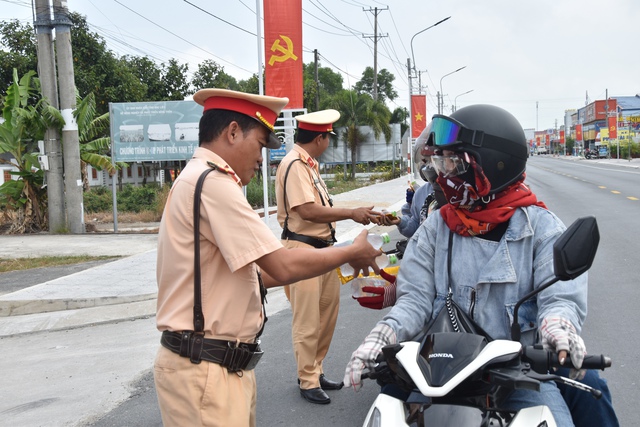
[378,214,401,226]
[347,230,382,278]
[354,270,397,310]
[405,188,415,204]
[351,206,381,226]
[344,323,396,390]
[540,317,586,380]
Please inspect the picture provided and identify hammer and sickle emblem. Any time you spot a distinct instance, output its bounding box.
[268,35,298,66]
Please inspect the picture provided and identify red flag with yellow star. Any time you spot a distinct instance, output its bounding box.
[575,124,583,141]
[411,95,426,138]
[264,0,303,108]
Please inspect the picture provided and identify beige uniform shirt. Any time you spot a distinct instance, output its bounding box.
[275,144,335,241]
[156,147,282,342]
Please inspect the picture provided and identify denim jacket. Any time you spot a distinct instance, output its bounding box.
[397,182,433,238]
[381,206,587,346]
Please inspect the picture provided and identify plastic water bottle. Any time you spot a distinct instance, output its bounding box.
[366,232,391,249]
[376,253,399,269]
[338,233,393,277]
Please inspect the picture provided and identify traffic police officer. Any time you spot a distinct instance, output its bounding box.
[275,109,381,404]
[154,90,381,426]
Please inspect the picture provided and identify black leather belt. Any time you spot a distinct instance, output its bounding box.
[161,331,263,372]
[281,229,333,249]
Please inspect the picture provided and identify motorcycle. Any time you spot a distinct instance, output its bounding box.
[361,216,611,427]
[585,150,598,160]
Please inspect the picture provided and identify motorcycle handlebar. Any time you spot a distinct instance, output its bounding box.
[522,346,611,373]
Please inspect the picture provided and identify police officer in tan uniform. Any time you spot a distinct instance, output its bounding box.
[154,90,382,427]
[275,109,381,405]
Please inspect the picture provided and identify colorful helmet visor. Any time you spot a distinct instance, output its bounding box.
[429,115,469,148]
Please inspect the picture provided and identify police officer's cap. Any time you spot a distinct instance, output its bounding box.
[193,88,289,149]
[296,109,340,135]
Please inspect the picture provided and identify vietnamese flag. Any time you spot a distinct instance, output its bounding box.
[411,95,427,138]
[559,130,565,144]
[264,0,303,108]
[608,116,617,139]
[576,124,583,141]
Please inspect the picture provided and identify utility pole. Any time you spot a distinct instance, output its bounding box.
[363,7,388,101]
[33,0,66,232]
[407,58,413,176]
[314,49,319,111]
[53,0,85,233]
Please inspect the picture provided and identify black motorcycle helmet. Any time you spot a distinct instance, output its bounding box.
[428,104,529,195]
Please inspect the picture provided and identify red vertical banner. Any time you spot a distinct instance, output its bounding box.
[411,95,427,138]
[559,130,565,143]
[545,134,550,145]
[608,116,617,139]
[576,124,583,141]
[264,0,303,108]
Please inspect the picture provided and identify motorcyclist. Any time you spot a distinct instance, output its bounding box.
[356,127,446,310]
[344,105,618,426]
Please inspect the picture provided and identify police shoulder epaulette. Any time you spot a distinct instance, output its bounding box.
[207,161,241,186]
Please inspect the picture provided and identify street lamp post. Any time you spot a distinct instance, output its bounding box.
[408,16,451,177]
[410,16,451,77]
[439,66,467,114]
[453,89,474,112]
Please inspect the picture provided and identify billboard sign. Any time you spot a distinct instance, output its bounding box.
[110,101,203,162]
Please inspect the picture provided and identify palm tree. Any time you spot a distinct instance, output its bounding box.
[0,69,63,233]
[74,92,125,191]
[330,89,392,179]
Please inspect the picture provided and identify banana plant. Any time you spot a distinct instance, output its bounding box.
[0,69,63,233]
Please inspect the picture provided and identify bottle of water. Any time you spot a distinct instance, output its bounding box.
[366,232,391,249]
[338,233,395,277]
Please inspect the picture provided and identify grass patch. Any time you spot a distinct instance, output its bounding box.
[0,255,120,273]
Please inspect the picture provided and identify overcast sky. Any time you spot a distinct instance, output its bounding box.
[2,0,639,131]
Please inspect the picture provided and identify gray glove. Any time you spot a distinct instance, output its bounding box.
[344,323,396,390]
[540,317,586,380]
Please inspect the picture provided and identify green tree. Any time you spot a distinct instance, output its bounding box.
[302,62,344,112]
[0,69,63,233]
[74,91,127,191]
[237,74,260,94]
[124,55,166,101]
[391,107,409,138]
[0,20,38,98]
[354,67,398,103]
[163,58,191,100]
[191,59,240,91]
[329,89,391,178]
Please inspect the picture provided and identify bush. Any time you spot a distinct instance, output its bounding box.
[84,183,163,213]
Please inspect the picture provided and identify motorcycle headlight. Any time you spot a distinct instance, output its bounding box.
[365,407,381,427]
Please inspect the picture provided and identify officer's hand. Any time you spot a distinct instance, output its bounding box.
[351,206,382,226]
[347,230,382,278]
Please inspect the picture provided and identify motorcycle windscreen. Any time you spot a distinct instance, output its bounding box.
[418,332,487,387]
[422,404,484,424]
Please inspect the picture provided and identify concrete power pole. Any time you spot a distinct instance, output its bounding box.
[363,7,388,101]
[33,0,66,232]
[53,0,84,233]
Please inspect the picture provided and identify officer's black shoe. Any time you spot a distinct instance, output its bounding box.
[300,387,331,404]
[319,374,344,390]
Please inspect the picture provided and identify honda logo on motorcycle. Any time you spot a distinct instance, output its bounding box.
[428,353,454,359]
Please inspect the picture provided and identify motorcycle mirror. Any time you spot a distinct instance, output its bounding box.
[511,216,599,342]
[553,216,599,280]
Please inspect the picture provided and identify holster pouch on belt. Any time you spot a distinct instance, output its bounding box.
[162,330,263,372]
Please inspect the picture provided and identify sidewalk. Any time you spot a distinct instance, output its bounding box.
[0,176,409,337]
